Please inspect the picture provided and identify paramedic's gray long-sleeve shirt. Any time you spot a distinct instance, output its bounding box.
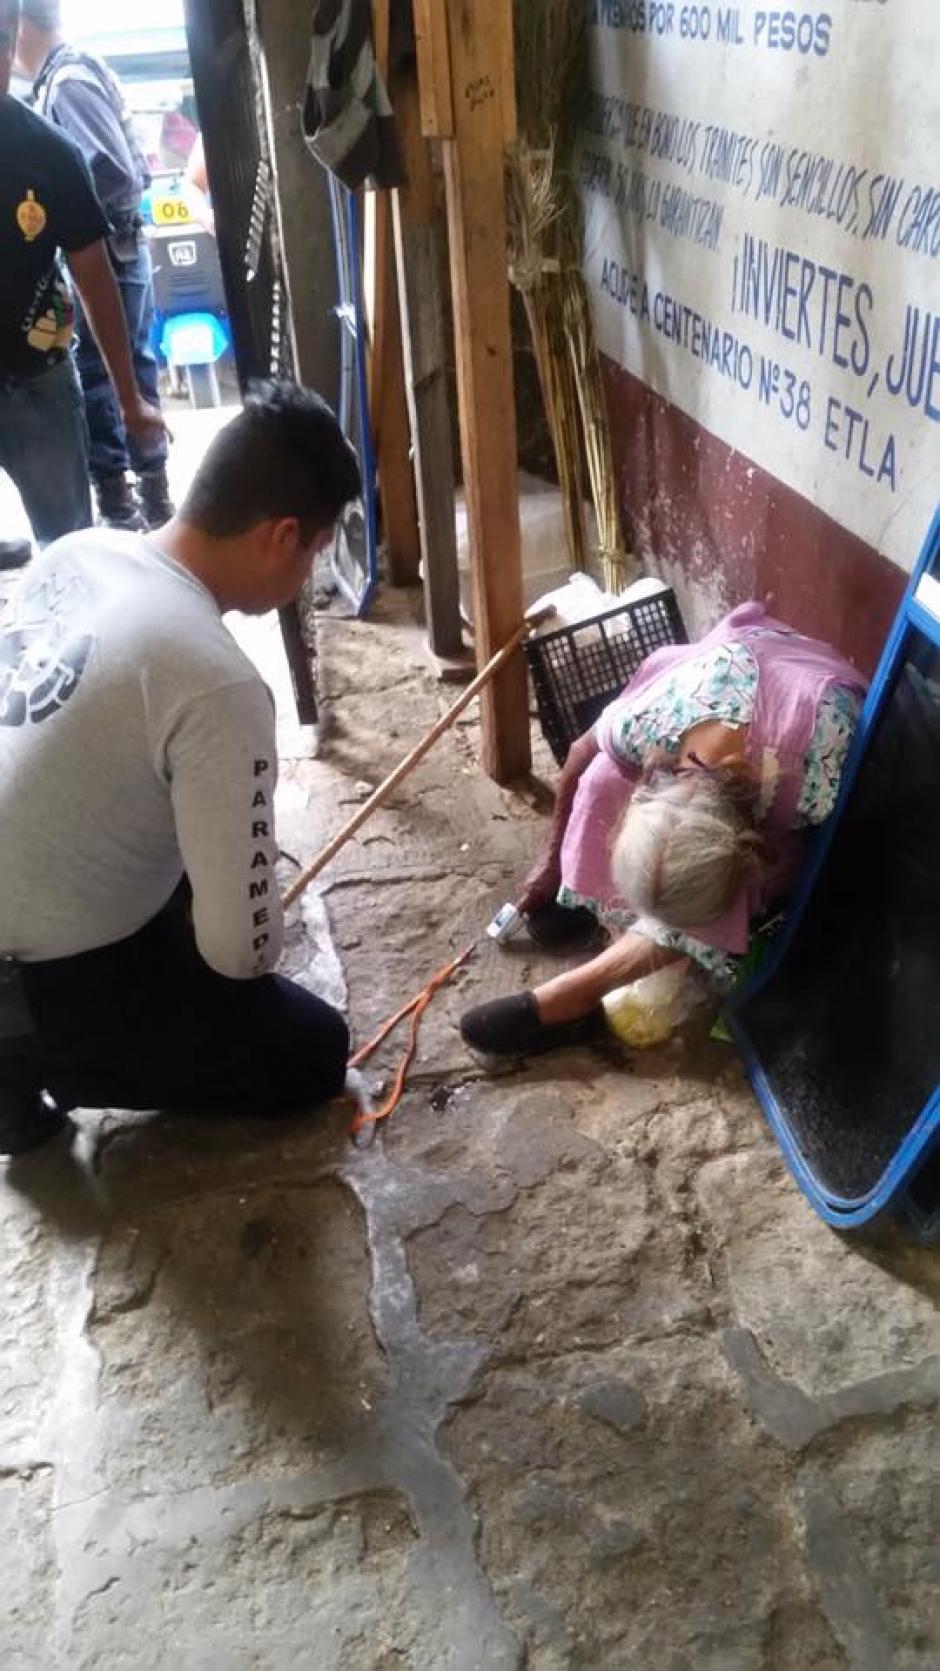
[0,532,283,978]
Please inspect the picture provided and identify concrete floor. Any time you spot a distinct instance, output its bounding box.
[2,420,939,1668]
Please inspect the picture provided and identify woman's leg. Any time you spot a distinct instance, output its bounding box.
[460,933,687,1057]
[533,932,686,1023]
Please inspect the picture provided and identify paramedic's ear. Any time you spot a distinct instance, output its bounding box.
[269,517,303,557]
[261,517,333,608]
[265,517,308,589]
[268,516,332,562]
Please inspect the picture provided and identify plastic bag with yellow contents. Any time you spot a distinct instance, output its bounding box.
[602,963,705,1048]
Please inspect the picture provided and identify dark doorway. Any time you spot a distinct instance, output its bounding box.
[183,0,317,722]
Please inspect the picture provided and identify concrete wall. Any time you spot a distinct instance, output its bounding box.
[580,1,938,673]
[602,357,905,672]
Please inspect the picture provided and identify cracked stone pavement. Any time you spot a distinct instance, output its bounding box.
[1,504,938,1667]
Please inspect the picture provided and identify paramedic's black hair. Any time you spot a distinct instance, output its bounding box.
[180,381,361,540]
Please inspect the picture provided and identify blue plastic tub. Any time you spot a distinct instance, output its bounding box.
[730,507,940,1238]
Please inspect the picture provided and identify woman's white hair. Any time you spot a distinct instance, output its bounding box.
[612,767,767,930]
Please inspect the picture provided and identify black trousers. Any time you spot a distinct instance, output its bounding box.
[0,890,349,1120]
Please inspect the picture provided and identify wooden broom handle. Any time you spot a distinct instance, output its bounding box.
[281,619,538,908]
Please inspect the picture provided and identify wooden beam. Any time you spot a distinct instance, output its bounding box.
[413,0,454,137]
[371,0,390,68]
[378,278,422,589]
[366,1,421,586]
[495,0,516,142]
[391,47,463,657]
[440,0,529,781]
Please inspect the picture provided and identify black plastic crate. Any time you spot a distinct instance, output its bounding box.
[524,588,687,764]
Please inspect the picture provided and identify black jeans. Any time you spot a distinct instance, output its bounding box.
[0,891,349,1120]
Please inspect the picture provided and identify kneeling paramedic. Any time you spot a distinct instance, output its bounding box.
[0,382,359,1154]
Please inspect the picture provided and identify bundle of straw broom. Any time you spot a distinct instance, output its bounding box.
[506,0,633,593]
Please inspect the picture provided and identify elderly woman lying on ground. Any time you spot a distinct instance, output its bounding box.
[460,601,868,1057]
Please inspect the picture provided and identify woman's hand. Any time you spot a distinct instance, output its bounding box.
[517,851,563,916]
[516,730,601,915]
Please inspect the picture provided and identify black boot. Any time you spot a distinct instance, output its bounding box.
[0,539,32,572]
[95,473,146,532]
[137,466,174,530]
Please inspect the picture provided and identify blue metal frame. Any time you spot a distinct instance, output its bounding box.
[327,180,379,617]
[728,505,940,1235]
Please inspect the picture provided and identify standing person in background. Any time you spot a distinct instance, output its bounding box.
[0,0,166,566]
[16,0,174,531]
[181,133,215,236]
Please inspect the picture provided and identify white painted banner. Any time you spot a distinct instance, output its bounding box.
[580,0,939,571]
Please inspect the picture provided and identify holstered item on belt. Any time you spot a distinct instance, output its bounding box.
[0,956,35,1040]
[107,213,143,267]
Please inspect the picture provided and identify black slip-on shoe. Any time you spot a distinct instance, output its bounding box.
[525,902,603,950]
[460,990,605,1058]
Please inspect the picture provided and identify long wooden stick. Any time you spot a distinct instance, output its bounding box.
[281,618,541,908]
[440,0,529,782]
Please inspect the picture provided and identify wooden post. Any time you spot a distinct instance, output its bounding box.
[413,0,454,137]
[367,0,421,586]
[436,0,530,781]
[390,48,463,659]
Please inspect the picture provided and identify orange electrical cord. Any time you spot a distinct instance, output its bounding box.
[276,617,551,1142]
[345,945,476,1138]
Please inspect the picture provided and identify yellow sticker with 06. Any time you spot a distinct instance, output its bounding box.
[151,195,193,226]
